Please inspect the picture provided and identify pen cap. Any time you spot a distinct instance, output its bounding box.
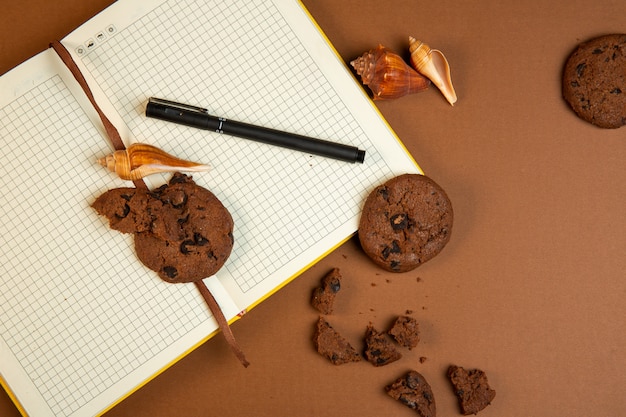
[146,98,212,130]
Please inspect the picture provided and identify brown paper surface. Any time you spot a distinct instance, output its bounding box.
[1,1,625,416]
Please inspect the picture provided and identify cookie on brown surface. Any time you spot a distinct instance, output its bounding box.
[388,315,420,350]
[92,173,234,283]
[311,268,342,314]
[385,370,436,417]
[562,34,626,128]
[313,316,361,365]
[363,324,402,367]
[358,174,453,272]
[447,365,496,415]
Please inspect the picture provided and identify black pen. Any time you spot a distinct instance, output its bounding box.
[146,97,365,163]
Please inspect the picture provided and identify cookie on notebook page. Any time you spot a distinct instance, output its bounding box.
[562,34,626,128]
[447,365,496,415]
[358,174,453,272]
[92,172,234,283]
[385,370,436,417]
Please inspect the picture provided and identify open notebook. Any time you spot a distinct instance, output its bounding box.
[0,0,421,415]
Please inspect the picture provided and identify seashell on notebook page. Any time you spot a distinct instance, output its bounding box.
[97,143,211,181]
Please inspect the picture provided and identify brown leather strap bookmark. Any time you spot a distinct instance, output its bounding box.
[49,40,147,191]
[50,40,249,367]
[195,281,250,367]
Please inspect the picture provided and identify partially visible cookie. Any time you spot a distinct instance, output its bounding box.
[388,315,420,350]
[92,173,234,283]
[311,268,342,314]
[385,370,436,417]
[562,34,626,128]
[358,174,453,272]
[313,317,361,365]
[447,365,496,415]
[363,324,402,367]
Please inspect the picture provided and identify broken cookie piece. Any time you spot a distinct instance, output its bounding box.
[385,370,436,417]
[313,316,361,365]
[364,323,402,366]
[311,268,342,314]
[447,365,496,415]
[388,315,420,349]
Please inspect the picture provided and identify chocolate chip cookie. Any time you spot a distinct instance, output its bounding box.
[562,34,626,128]
[92,172,234,283]
[358,174,453,272]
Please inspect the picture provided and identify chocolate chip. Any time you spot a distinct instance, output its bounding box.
[382,240,401,259]
[329,278,341,293]
[399,396,417,408]
[180,240,195,254]
[406,372,422,388]
[377,186,389,201]
[193,233,209,245]
[592,48,604,54]
[116,203,130,218]
[610,88,622,94]
[169,172,189,184]
[390,261,401,271]
[576,63,586,77]
[390,213,408,230]
[152,185,167,195]
[163,266,178,279]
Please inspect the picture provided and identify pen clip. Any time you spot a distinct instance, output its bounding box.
[148,97,209,114]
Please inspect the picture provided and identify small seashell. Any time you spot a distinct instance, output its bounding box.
[350,44,430,100]
[97,143,210,181]
[408,37,457,105]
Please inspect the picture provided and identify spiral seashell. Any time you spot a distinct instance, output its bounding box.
[97,143,211,181]
[408,37,457,105]
[350,44,430,100]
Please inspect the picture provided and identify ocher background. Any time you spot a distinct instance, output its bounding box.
[1,1,625,415]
